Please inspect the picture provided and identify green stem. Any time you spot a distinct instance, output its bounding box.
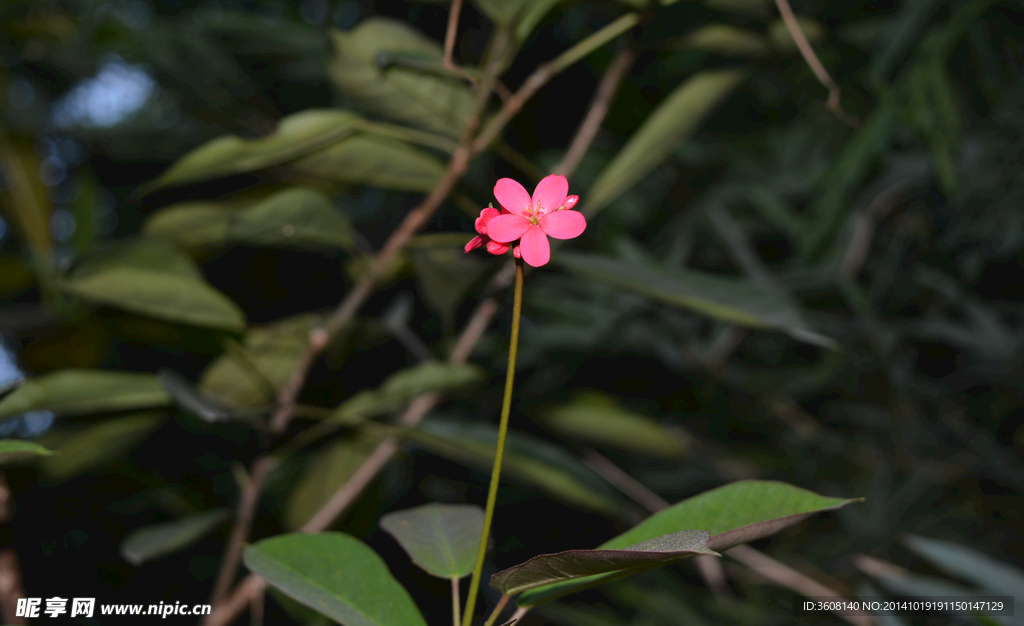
[452,578,462,626]
[462,257,524,626]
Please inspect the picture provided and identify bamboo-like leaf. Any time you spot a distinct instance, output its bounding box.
[0,370,169,421]
[121,509,231,565]
[0,439,54,465]
[334,362,484,423]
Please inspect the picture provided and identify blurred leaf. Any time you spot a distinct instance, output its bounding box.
[120,509,231,566]
[703,0,771,16]
[556,252,835,347]
[472,0,529,24]
[0,370,169,421]
[380,503,484,579]
[586,69,747,214]
[60,241,245,331]
[145,188,355,251]
[491,529,716,596]
[683,25,771,57]
[408,418,620,514]
[0,439,54,465]
[904,535,1024,599]
[408,234,491,327]
[0,135,52,264]
[288,133,445,192]
[767,17,825,51]
[139,110,361,194]
[201,313,322,408]
[37,413,164,482]
[244,532,427,626]
[518,480,859,605]
[541,391,687,458]
[158,369,232,423]
[334,362,484,423]
[327,19,475,137]
[284,434,381,531]
[0,256,35,298]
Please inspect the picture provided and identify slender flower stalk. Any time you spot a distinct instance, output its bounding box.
[462,257,524,626]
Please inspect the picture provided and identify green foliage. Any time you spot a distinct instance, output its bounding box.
[0,371,169,421]
[0,439,53,465]
[380,503,484,579]
[120,509,232,565]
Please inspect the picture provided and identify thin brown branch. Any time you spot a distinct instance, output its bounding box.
[772,0,858,126]
[840,181,908,278]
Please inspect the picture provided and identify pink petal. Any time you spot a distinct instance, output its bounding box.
[494,179,531,217]
[486,214,532,243]
[486,240,510,255]
[465,235,485,253]
[519,225,550,267]
[480,207,502,221]
[531,175,568,215]
[563,195,579,210]
[540,209,586,239]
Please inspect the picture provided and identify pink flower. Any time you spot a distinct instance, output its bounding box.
[464,207,511,255]
[484,175,586,267]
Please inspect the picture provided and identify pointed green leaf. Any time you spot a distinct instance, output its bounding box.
[684,25,771,57]
[327,20,475,137]
[517,480,860,605]
[406,418,620,514]
[285,434,382,531]
[60,241,245,331]
[244,532,427,626]
[587,69,747,214]
[37,413,165,482]
[288,134,445,192]
[903,535,1024,599]
[0,370,169,421]
[541,391,687,458]
[0,439,54,465]
[334,362,484,423]
[556,252,834,347]
[491,530,717,596]
[140,110,361,193]
[121,509,231,565]
[145,188,355,251]
[380,503,484,579]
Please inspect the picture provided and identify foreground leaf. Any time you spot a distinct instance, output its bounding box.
[37,413,165,482]
[516,480,859,605]
[557,252,834,347]
[244,533,427,626]
[0,439,54,465]
[492,530,716,596]
[121,509,231,565]
[0,370,169,421]
[380,503,484,579]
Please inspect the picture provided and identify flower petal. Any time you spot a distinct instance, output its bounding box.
[486,214,532,243]
[540,209,586,239]
[532,175,569,214]
[494,179,532,216]
[465,235,485,253]
[480,207,502,221]
[486,240,510,255]
[519,225,551,267]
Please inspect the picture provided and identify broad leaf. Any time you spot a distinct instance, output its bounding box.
[139,110,361,193]
[244,532,427,626]
[334,362,484,423]
[0,370,169,421]
[516,480,859,605]
[491,530,716,596]
[144,188,355,251]
[380,503,484,579]
[407,418,620,514]
[556,252,834,347]
[37,413,165,482]
[121,509,231,565]
[586,69,747,214]
[288,134,445,192]
[284,434,381,531]
[0,439,54,465]
[60,241,245,331]
[201,313,322,408]
[326,20,475,137]
[541,391,687,458]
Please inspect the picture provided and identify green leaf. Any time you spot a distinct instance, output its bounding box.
[145,188,355,251]
[406,418,620,514]
[380,503,484,579]
[327,19,475,137]
[491,530,717,596]
[556,252,834,347]
[586,69,747,215]
[540,391,687,458]
[683,25,771,57]
[201,313,322,408]
[60,241,245,331]
[903,535,1024,599]
[0,370,169,421]
[120,509,231,565]
[334,362,484,423]
[767,17,825,51]
[139,110,361,193]
[37,413,165,482]
[288,134,445,192]
[517,480,859,605]
[243,532,427,626]
[284,434,381,531]
[408,234,491,327]
[0,439,54,465]
[472,0,530,24]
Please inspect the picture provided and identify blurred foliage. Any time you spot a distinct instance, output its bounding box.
[0,0,1022,624]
